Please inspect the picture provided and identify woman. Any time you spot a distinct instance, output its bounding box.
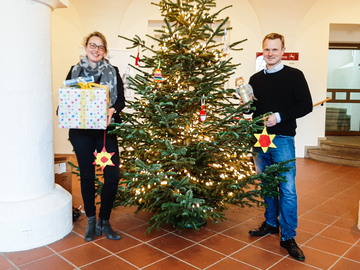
[66,31,125,241]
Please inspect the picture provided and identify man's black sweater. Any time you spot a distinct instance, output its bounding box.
[249,65,313,136]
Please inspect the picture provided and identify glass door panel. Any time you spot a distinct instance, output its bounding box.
[326,49,360,135]
[327,49,360,89]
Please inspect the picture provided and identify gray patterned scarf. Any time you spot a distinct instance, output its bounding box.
[71,56,117,107]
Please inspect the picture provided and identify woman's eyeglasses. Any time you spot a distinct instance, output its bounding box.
[88,43,105,51]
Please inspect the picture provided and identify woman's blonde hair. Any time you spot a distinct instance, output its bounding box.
[83,31,108,54]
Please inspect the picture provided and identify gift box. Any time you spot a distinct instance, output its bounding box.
[58,83,108,130]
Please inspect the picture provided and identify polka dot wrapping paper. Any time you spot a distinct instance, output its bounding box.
[58,86,108,130]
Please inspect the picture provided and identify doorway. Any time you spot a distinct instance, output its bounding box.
[326,24,360,136]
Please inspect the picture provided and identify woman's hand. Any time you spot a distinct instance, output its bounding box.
[107,108,116,126]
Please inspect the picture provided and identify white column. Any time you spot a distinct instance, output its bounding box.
[0,0,70,252]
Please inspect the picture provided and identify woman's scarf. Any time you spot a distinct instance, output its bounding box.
[71,56,118,107]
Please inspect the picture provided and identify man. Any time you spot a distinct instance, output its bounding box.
[248,33,313,261]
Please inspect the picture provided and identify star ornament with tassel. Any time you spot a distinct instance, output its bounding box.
[254,114,277,153]
[93,146,115,171]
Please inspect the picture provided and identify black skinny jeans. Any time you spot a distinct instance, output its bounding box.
[69,128,120,220]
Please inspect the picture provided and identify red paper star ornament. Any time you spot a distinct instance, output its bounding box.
[254,127,276,153]
[93,146,115,171]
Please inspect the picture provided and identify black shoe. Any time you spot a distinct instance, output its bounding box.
[280,239,305,261]
[96,218,121,240]
[84,216,96,241]
[249,221,279,236]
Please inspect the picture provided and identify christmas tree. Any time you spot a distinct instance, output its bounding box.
[112,0,291,233]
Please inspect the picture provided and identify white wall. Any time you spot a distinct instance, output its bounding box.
[52,0,360,157]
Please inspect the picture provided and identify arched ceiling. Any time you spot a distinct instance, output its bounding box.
[63,0,321,47]
[61,0,360,48]
[65,0,133,44]
[66,0,319,34]
[247,0,318,46]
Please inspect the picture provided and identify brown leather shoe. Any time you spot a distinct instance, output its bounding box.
[249,221,279,236]
[280,239,305,261]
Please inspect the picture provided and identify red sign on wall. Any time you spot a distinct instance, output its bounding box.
[256,52,299,61]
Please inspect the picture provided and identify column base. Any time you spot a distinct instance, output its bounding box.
[0,184,72,252]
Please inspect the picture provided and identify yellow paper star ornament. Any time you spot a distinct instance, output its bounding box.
[93,146,115,171]
[254,127,276,153]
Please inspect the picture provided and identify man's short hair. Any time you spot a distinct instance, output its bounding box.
[263,33,285,48]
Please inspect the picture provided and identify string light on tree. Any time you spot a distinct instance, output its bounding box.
[114,0,292,233]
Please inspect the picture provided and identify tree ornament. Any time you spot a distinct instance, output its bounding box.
[254,115,276,153]
[154,61,162,81]
[199,95,206,122]
[222,28,230,56]
[93,131,115,171]
[199,106,206,121]
[122,67,133,100]
[135,45,140,66]
[235,76,257,103]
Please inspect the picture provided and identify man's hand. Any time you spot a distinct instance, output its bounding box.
[266,114,277,127]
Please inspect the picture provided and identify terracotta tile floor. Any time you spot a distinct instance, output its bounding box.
[1,158,360,270]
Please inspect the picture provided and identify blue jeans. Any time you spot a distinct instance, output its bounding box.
[253,135,297,241]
